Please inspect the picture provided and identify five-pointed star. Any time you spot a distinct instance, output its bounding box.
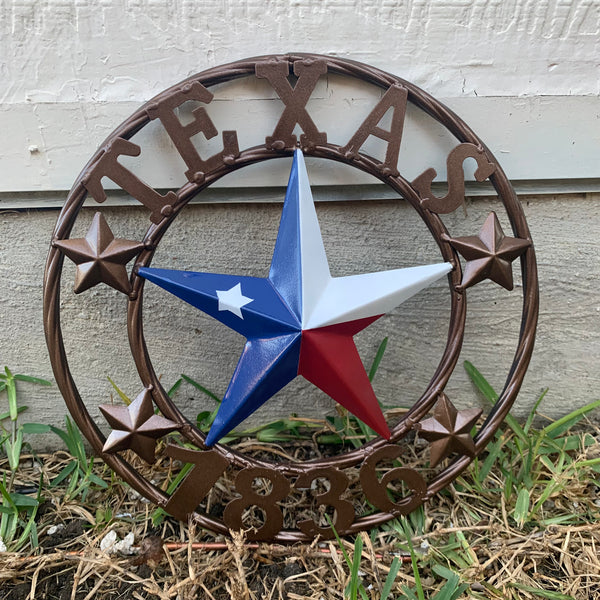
[217,283,253,318]
[99,388,180,464]
[445,212,531,291]
[54,212,144,294]
[416,394,482,467]
[138,150,453,446]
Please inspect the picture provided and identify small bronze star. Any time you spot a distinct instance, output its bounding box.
[445,212,531,290]
[99,388,180,464]
[54,212,144,294]
[417,394,482,467]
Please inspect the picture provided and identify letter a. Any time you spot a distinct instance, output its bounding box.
[342,84,408,176]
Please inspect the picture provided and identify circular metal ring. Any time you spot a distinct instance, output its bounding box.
[44,53,538,542]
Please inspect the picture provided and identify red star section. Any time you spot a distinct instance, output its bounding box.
[298,315,391,439]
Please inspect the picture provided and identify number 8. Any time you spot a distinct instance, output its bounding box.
[223,467,290,540]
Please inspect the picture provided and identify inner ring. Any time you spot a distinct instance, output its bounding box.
[127,145,466,475]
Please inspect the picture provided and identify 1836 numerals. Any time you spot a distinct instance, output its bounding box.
[164,444,427,540]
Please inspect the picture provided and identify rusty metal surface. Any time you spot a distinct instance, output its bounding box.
[415,394,482,467]
[98,387,181,465]
[444,211,533,291]
[52,211,144,294]
[412,143,497,214]
[43,53,539,542]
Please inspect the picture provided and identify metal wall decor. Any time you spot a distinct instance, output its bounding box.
[44,54,538,542]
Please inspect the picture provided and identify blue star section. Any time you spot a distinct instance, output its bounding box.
[138,269,300,338]
[205,333,302,446]
[268,158,302,323]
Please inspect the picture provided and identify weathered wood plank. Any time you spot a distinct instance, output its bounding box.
[1,193,597,436]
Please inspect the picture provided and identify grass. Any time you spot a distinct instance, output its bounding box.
[1,361,600,599]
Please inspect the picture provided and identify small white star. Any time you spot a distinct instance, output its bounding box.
[216,283,253,319]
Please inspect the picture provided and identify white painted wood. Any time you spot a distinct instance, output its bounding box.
[2,96,599,197]
[1,179,600,210]
[2,0,598,104]
[1,0,599,200]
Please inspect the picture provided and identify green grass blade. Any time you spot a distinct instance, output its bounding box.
[6,429,23,471]
[543,398,600,438]
[530,479,561,519]
[513,487,530,526]
[400,519,425,600]
[13,374,52,386]
[538,434,595,454]
[539,515,583,526]
[463,360,497,402]
[326,515,352,570]
[0,481,18,512]
[524,388,548,434]
[6,377,17,422]
[349,534,363,600]
[65,416,87,465]
[0,406,27,422]
[9,494,39,509]
[50,461,78,487]
[326,519,369,600]
[381,556,400,600]
[431,564,458,582]
[49,425,73,452]
[431,564,467,600]
[21,423,52,434]
[400,585,419,600]
[477,437,504,483]
[464,361,527,442]
[181,374,221,404]
[107,376,132,405]
[167,377,183,398]
[368,337,388,382]
[87,473,108,488]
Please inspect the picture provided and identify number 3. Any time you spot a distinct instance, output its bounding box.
[295,467,354,538]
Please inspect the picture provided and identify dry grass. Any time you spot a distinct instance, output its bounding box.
[1,407,600,600]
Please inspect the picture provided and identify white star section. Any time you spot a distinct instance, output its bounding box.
[216,283,253,319]
[293,152,453,330]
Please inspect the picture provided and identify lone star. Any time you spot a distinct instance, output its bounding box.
[99,388,180,464]
[416,394,482,467]
[54,212,144,294]
[445,212,531,291]
[217,283,253,319]
[139,150,452,446]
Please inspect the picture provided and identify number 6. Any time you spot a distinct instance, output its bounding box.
[360,446,427,514]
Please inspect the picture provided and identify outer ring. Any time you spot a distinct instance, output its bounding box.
[44,54,538,542]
